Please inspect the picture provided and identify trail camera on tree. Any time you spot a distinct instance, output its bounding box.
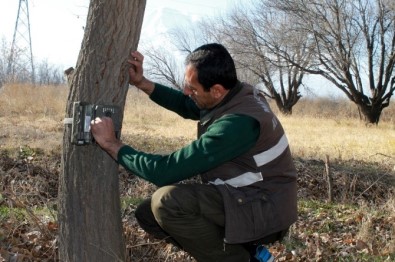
[67,101,122,145]
[58,1,146,261]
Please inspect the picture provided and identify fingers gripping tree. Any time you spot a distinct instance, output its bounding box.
[59,1,146,261]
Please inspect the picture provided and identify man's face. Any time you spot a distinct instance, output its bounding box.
[183,65,220,109]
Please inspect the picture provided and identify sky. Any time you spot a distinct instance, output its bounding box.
[0,0,343,97]
[0,0,234,68]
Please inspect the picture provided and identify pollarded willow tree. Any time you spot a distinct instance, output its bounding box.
[150,7,308,115]
[207,3,315,115]
[269,0,395,124]
[59,1,146,261]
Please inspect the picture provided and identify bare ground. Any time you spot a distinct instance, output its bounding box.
[0,143,394,262]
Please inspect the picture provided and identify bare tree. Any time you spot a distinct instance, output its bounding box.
[169,21,209,55]
[143,44,183,89]
[59,1,146,261]
[3,44,31,84]
[195,4,310,114]
[142,21,211,90]
[270,0,395,124]
[0,38,64,86]
[36,59,65,86]
[0,38,8,87]
[141,4,308,115]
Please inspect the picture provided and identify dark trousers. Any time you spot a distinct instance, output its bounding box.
[135,184,250,262]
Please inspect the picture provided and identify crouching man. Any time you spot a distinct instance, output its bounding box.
[91,43,297,262]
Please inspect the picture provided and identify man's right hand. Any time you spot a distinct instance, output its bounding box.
[90,117,123,160]
[128,51,155,95]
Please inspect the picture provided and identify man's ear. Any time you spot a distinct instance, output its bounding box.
[210,84,228,99]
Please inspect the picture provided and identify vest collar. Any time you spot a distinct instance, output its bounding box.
[200,81,243,125]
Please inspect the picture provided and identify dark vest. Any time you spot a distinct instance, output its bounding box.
[198,82,297,244]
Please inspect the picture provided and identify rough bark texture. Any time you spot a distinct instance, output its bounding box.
[58,1,146,261]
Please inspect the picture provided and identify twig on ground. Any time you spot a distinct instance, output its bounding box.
[368,153,394,159]
[355,172,390,200]
[3,190,53,239]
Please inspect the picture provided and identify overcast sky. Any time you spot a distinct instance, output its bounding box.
[0,0,234,67]
[0,0,344,97]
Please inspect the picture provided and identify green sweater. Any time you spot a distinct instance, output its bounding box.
[117,84,260,186]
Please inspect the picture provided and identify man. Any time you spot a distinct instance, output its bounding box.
[91,43,297,262]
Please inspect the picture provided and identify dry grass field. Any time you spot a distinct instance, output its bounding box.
[0,84,394,261]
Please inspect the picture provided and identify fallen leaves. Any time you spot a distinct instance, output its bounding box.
[0,152,394,261]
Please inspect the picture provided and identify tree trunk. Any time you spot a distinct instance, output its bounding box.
[272,92,298,115]
[276,101,293,115]
[357,102,383,125]
[58,1,146,261]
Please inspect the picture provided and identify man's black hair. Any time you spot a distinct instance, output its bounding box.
[185,43,238,91]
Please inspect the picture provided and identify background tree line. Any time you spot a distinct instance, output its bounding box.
[0,38,65,87]
[1,0,393,124]
[143,0,395,125]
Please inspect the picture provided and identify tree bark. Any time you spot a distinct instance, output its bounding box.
[58,1,146,261]
[270,0,395,124]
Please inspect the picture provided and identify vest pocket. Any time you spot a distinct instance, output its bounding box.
[251,196,280,237]
[218,186,280,244]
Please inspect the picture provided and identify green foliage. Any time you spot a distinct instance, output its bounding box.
[18,145,44,159]
[121,197,145,210]
[0,206,26,221]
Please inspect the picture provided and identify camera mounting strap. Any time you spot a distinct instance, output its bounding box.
[63,118,73,125]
